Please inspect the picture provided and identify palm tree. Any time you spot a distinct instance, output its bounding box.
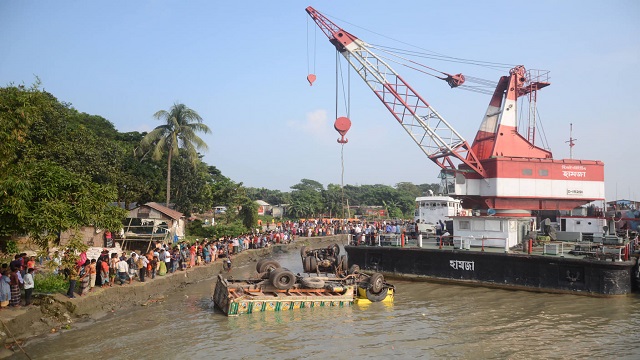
[140,103,211,207]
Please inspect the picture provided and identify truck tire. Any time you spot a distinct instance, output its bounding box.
[348,264,360,275]
[369,273,384,294]
[365,286,388,302]
[300,246,309,259]
[300,277,325,289]
[269,268,296,290]
[304,255,317,273]
[338,255,348,272]
[258,260,281,274]
[256,259,267,273]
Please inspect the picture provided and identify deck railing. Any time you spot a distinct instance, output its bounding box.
[348,233,633,261]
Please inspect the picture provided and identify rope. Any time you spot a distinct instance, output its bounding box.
[0,318,33,360]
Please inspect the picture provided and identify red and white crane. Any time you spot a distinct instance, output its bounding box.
[306,6,604,214]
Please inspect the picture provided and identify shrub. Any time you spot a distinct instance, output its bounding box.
[34,272,68,294]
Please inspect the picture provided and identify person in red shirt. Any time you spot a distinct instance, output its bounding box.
[100,258,110,287]
[26,256,36,271]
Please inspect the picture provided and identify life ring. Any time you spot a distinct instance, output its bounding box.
[300,277,325,289]
[460,210,467,216]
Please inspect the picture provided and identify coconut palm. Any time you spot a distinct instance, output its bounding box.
[140,103,211,207]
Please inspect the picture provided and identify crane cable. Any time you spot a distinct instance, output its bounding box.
[335,53,352,219]
[306,17,317,77]
[371,46,498,94]
[321,10,516,71]
[336,51,346,219]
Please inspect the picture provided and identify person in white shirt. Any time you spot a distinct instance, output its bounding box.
[116,256,130,285]
[23,268,35,306]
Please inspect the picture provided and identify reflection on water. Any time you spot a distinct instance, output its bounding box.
[14,247,640,359]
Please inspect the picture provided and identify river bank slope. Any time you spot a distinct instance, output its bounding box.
[0,235,348,358]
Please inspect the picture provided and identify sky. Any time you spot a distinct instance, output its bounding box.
[1,1,639,201]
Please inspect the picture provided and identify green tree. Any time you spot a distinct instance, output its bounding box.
[238,198,258,229]
[171,153,213,215]
[0,161,126,250]
[396,182,422,199]
[290,179,324,217]
[245,187,290,206]
[323,184,344,218]
[0,84,127,252]
[287,199,311,218]
[139,103,211,207]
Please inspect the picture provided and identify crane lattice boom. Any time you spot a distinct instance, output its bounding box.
[306,6,486,178]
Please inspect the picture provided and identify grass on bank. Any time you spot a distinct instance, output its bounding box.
[34,272,68,294]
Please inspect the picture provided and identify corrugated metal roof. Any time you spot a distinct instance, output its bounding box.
[255,200,270,206]
[144,202,184,220]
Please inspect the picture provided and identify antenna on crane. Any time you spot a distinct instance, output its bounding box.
[566,123,576,159]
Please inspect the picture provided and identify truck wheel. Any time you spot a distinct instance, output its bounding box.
[331,243,340,256]
[339,255,348,272]
[270,268,296,290]
[300,277,325,289]
[305,255,318,273]
[365,286,388,302]
[348,264,360,275]
[256,259,267,273]
[303,255,312,273]
[369,273,384,293]
[258,260,281,274]
[300,246,309,259]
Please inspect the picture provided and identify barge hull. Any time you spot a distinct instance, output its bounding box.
[345,246,636,296]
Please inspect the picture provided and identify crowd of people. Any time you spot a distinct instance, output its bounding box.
[62,230,300,298]
[1,220,409,303]
[0,253,37,309]
[285,218,412,240]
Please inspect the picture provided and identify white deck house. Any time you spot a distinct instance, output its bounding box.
[452,216,533,250]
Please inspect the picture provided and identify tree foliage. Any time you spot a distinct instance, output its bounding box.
[1,82,443,256]
[139,103,211,207]
[0,84,127,251]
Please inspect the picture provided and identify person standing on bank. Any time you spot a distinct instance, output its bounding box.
[9,267,21,307]
[66,264,78,298]
[138,253,148,282]
[23,268,34,306]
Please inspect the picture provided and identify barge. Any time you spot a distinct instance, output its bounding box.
[345,243,638,296]
[305,6,640,297]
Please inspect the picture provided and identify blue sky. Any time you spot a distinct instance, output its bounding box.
[1,1,638,201]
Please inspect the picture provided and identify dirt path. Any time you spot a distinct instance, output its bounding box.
[0,235,348,357]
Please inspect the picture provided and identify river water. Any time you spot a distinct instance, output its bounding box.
[13,247,640,359]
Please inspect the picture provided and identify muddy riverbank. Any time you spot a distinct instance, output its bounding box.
[0,235,348,358]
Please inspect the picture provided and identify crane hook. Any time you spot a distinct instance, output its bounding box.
[307,74,317,86]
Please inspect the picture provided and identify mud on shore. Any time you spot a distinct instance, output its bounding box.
[0,235,348,357]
